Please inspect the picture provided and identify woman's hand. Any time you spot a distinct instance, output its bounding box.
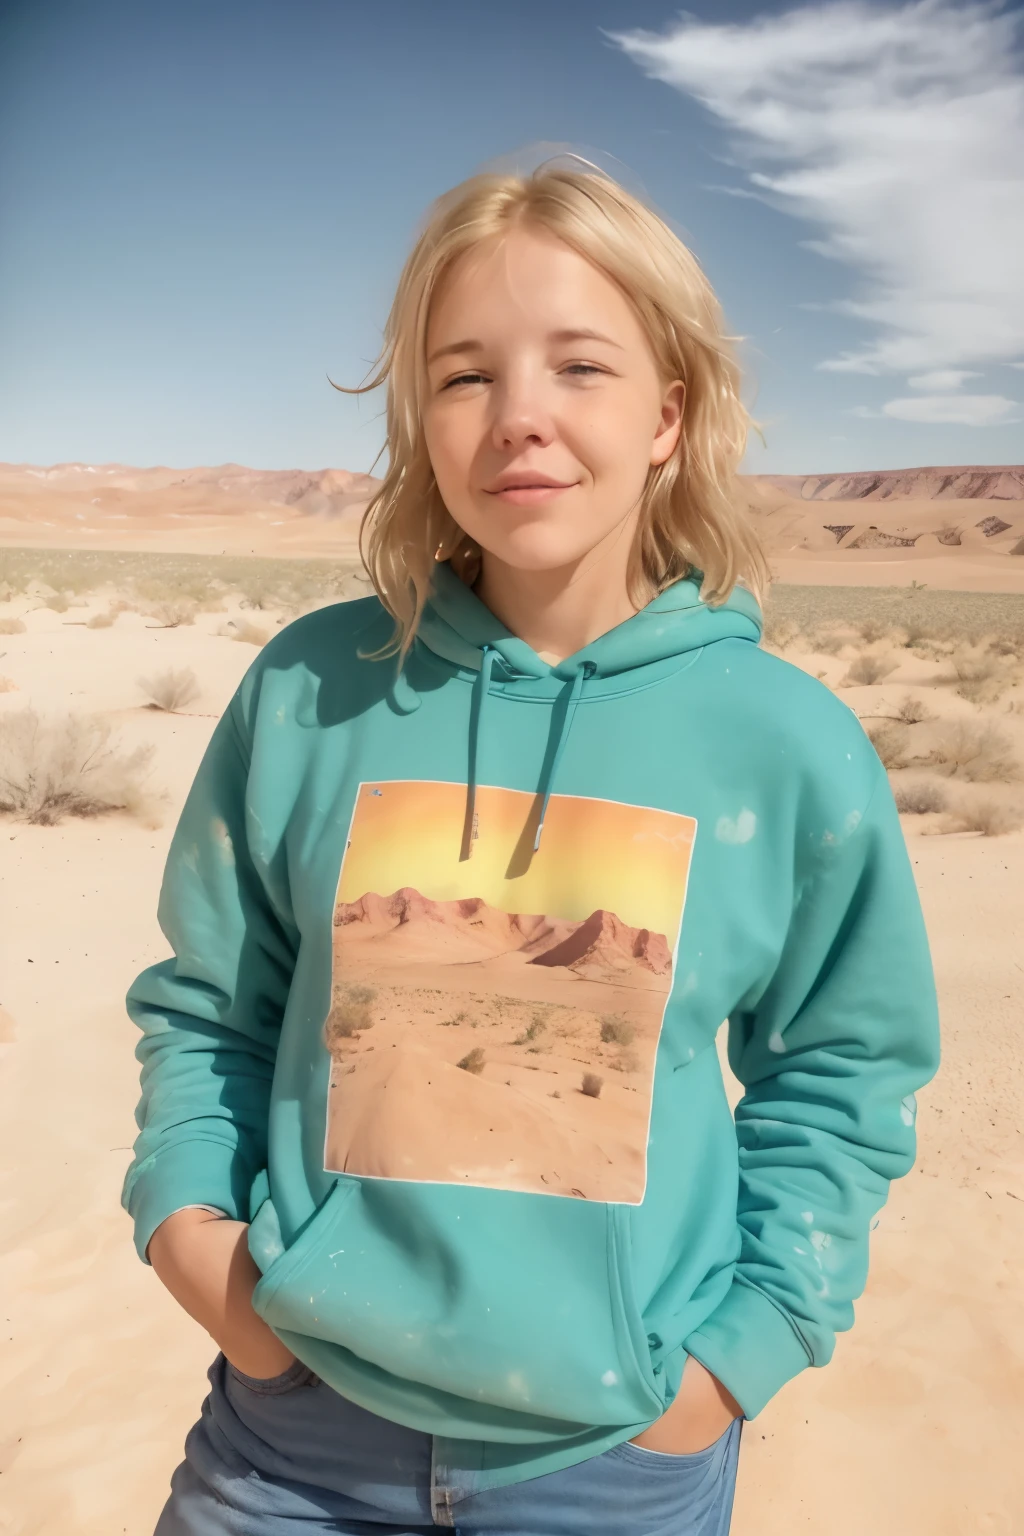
[147,1209,298,1380]
[629,1355,742,1456]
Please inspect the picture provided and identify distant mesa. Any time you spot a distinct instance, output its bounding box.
[334,887,670,978]
[755,466,1024,503]
[529,907,671,977]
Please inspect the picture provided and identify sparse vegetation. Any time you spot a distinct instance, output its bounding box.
[896,695,934,724]
[894,781,949,815]
[923,720,1021,783]
[842,652,898,686]
[946,651,1019,705]
[457,1047,486,1075]
[43,592,71,613]
[439,1009,470,1027]
[942,800,1024,837]
[0,617,26,635]
[145,598,198,629]
[137,667,201,713]
[0,709,158,825]
[866,721,912,770]
[324,983,377,1045]
[513,1011,549,1046]
[0,676,17,693]
[610,1047,642,1074]
[581,1072,604,1098]
[599,1014,636,1046]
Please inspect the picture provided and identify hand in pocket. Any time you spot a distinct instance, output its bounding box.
[629,1355,742,1456]
[147,1209,298,1380]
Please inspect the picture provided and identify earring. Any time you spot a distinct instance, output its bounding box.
[434,543,446,563]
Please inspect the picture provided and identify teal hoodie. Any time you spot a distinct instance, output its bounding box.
[121,563,940,1489]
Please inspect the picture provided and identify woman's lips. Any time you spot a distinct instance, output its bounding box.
[488,484,576,505]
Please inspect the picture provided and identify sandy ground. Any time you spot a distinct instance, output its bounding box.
[1,575,1023,1534]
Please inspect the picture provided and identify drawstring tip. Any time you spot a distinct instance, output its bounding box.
[533,822,544,853]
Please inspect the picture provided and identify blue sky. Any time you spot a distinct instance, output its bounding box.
[1,0,1021,475]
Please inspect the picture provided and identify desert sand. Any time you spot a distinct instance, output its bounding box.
[1,461,1023,1534]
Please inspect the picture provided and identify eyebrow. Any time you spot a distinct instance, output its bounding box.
[426,327,625,366]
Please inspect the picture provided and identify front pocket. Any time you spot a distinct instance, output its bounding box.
[248,1178,665,1434]
[226,1356,320,1395]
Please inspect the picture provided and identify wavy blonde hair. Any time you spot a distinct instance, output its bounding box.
[331,154,769,659]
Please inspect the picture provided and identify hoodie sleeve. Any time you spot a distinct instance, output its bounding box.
[683,760,940,1418]
[120,688,297,1264]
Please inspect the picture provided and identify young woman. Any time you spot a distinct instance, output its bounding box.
[123,158,940,1535]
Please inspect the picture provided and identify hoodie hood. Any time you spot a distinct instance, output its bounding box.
[416,558,763,685]
[411,560,763,855]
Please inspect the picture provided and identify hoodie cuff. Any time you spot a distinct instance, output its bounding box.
[123,1141,254,1265]
[683,1277,813,1420]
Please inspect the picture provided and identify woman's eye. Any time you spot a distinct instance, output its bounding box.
[442,364,604,390]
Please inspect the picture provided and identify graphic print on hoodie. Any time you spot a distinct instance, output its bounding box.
[325,780,696,1202]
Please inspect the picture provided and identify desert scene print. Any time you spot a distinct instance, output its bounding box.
[323,780,696,1202]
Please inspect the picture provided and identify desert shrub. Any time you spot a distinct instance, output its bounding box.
[0,617,26,635]
[946,800,1024,837]
[457,1047,486,1074]
[842,652,898,686]
[222,618,270,647]
[0,709,157,825]
[762,616,802,651]
[866,721,912,770]
[600,1014,636,1046]
[809,626,852,656]
[86,609,116,629]
[324,986,376,1044]
[44,592,71,613]
[858,618,892,644]
[146,598,198,628]
[581,1072,604,1098]
[0,676,17,693]
[137,667,201,713]
[513,1011,548,1045]
[894,781,948,815]
[947,651,1018,705]
[610,1047,642,1074]
[924,721,1020,783]
[440,1009,469,1027]
[896,695,934,724]
[346,984,377,1005]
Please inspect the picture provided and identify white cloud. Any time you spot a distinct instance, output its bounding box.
[906,370,981,391]
[881,394,1021,424]
[605,2,1024,377]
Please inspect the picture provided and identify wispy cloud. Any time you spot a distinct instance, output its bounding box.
[605,1,1024,382]
[907,370,981,391]
[853,394,1020,424]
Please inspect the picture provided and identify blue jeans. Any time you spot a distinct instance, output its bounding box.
[154,1353,742,1535]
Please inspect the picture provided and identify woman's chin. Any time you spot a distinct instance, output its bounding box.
[479,535,601,575]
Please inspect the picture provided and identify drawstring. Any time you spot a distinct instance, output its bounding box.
[462,651,595,860]
[534,660,594,852]
[461,643,496,861]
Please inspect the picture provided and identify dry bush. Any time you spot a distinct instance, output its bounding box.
[0,709,158,825]
[86,598,132,629]
[145,598,198,629]
[866,721,912,769]
[947,651,1019,705]
[810,626,855,656]
[896,695,934,724]
[137,667,201,713]
[0,617,26,635]
[842,652,898,686]
[610,1047,642,1074]
[762,616,803,651]
[44,592,71,613]
[0,676,17,694]
[221,618,270,647]
[600,1014,636,1046]
[894,781,948,815]
[513,1011,548,1046]
[324,985,377,1045]
[457,1047,486,1075]
[581,1071,604,1098]
[944,800,1024,837]
[858,618,892,644]
[924,720,1021,783]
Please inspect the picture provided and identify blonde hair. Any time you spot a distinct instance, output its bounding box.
[331,153,770,660]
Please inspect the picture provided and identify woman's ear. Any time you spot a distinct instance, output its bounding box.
[652,379,686,468]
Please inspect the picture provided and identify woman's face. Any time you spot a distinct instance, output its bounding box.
[421,226,684,575]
